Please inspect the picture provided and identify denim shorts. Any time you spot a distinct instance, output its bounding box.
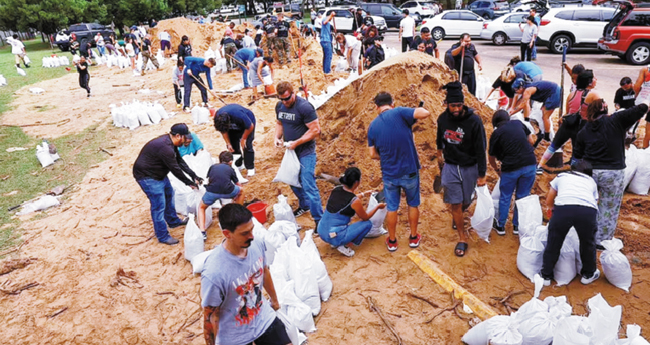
[544,85,562,110]
[202,185,240,206]
[383,172,421,212]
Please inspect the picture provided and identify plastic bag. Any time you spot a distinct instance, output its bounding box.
[486,315,523,345]
[553,316,591,345]
[629,148,650,195]
[461,320,488,345]
[276,309,307,345]
[16,195,60,215]
[517,236,545,282]
[231,154,249,183]
[191,249,213,274]
[273,149,302,187]
[600,238,632,292]
[184,214,204,261]
[470,185,494,242]
[515,195,542,238]
[587,293,621,345]
[286,240,321,315]
[492,179,501,219]
[23,55,31,65]
[624,145,639,190]
[301,230,333,301]
[274,195,298,225]
[146,106,162,124]
[365,192,388,238]
[554,238,577,286]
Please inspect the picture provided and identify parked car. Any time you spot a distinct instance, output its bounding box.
[272,3,304,19]
[421,10,485,40]
[55,23,115,52]
[598,0,650,65]
[538,6,616,53]
[320,8,388,33]
[468,0,511,19]
[480,12,529,45]
[360,3,405,28]
[510,0,533,12]
[400,1,440,18]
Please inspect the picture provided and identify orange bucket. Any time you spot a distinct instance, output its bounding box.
[209,108,217,118]
[265,84,276,96]
[247,202,268,224]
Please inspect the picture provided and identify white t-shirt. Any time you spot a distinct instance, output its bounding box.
[243,35,256,48]
[158,31,171,41]
[95,35,105,46]
[138,26,147,38]
[7,37,24,55]
[550,172,598,209]
[400,16,416,38]
[315,16,323,29]
[344,35,361,51]
[125,43,135,57]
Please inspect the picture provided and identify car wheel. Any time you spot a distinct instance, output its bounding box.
[432,27,445,40]
[550,34,572,54]
[492,32,507,46]
[483,13,490,19]
[627,42,650,65]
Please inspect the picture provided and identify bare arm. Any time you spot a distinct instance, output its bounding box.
[634,67,646,95]
[645,122,650,149]
[413,107,431,119]
[241,123,255,150]
[350,196,385,221]
[483,88,496,102]
[563,62,572,75]
[203,306,220,345]
[546,187,557,219]
[274,120,284,147]
[488,155,500,175]
[434,47,439,59]
[288,119,320,150]
[257,61,264,81]
[475,53,482,70]
[437,149,444,170]
[263,267,280,310]
[527,134,535,146]
[369,146,380,160]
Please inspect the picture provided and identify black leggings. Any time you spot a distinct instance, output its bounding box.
[520,42,533,61]
[173,84,182,104]
[228,129,255,170]
[79,73,90,94]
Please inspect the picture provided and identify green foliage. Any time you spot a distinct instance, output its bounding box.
[0,0,107,34]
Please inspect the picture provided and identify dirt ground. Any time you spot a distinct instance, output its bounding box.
[2,19,650,345]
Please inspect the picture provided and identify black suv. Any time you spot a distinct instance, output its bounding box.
[361,3,404,28]
[56,23,115,51]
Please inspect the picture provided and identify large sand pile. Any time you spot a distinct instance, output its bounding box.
[150,18,254,55]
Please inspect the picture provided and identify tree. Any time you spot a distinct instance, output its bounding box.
[0,0,106,35]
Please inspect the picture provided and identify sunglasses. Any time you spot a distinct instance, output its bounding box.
[278,93,293,101]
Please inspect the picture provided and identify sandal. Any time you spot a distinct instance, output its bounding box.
[455,242,468,257]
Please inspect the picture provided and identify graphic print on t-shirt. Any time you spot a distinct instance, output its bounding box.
[277,111,296,121]
[233,257,265,326]
[444,127,465,145]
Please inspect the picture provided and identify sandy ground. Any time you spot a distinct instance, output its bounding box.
[2,19,650,345]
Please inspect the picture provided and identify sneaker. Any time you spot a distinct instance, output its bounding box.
[536,167,544,175]
[580,269,601,285]
[513,226,519,236]
[202,231,207,241]
[386,237,398,252]
[337,245,355,257]
[543,278,551,286]
[247,169,256,177]
[170,217,189,228]
[176,104,182,109]
[293,207,309,217]
[161,237,180,245]
[183,107,191,113]
[494,225,506,236]
[409,234,421,248]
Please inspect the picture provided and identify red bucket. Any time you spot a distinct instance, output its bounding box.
[247,202,268,224]
[209,108,217,118]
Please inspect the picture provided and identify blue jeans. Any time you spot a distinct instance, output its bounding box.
[317,211,372,247]
[137,177,184,242]
[321,41,333,74]
[497,164,537,227]
[290,153,323,222]
[97,45,106,56]
[240,65,250,88]
[383,172,421,212]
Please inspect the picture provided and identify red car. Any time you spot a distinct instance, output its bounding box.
[598,0,650,65]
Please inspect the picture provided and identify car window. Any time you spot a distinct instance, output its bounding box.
[480,2,490,8]
[70,25,85,31]
[403,2,415,7]
[442,12,460,20]
[336,10,352,17]
[573,10,602,22]
[495,1,509,9]
[555,10,574,20]
[460,11,479,20]
[381,6,396,15]
[470,2,480,8]
[622,12,650,26]
[601,10,614,21]
[505,14,526,23]
[90,23,103,30]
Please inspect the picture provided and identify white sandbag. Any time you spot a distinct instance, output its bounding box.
[476,74,490,101]
[365,192,387,237]
[533,225,548,247]
[486,315,523,345]
[513,275,548,322]
[265,220,300,262]
[286,240,321,316]
[0,74,7,86]
[624,145,639,190]
[553,316,592,345]
[153,102,168,119]
[515,195,542,238]
[184,213,204,261]
[29,87,45,95]
[276,309,307,345]
[600,238,632,292]
[135,107,153,126]
[277,280,316,333]
[517,236,545,282]
[301,230,333,301]
[518,311,555,345]
[126,107,140,130]
[16,195,60,215]
[146,106,162,124]
[629,148,650,195]
[461,320,489,345]
[554,238,577,286]
[36,142,55,167]
[544,296,572,321]
[273,149,302,187]
[274,194,298,225]
[231,154,249,183]
[471,185,494,242]
[334,57,348,72]
[587,293,621,345]
[621,324,650,345]
[17,67,26,76]
[191,249,213,274]
[530,101,555,139]
[492,179,501,219]
[192,105,210,125]
[184,150,213,179]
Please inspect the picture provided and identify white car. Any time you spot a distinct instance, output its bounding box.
[480,12,529,45]
[421,10,485,40]
[510,0,533,12]
[319,8,388,33]
[400,1,440,18]
[538,7,617,54]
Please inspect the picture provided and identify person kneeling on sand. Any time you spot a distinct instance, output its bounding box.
[317,168,386,257]
[198,151,245,239]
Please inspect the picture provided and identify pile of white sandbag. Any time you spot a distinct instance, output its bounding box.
[191,104,211,125]
[109,100,170,130]
[307,72,362,109]
[627,145,650,195]
[463,275,644,345]
[42,56,70,68]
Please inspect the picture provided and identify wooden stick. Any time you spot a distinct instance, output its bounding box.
[0,281,39,295]
[407,292,439,309]
[365,295,403,345]
[189,74,227,105]
[99,147,113,156]
[47,306,68,318]
[1,118,70,128]
[125,235,154,246]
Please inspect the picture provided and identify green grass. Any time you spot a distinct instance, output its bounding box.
[0,39,110,252]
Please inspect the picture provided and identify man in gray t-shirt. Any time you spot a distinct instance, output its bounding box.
[201,204,290,345]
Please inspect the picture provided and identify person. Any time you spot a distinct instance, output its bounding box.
[140,34,160,76]
[399,9,415,53]
[614,77,636,111]
[198,151,245,236]
[255,25,264,46]
[251,56,274,100]
[301,23,317,38]
[566,69,596,115]
[234,48,263,89]
[172,60,185,109]
[488,110,537,235]
[178,132,204,157]
[243,29,256,49]
[410,27,439,59]
[94,33,106,57]
[574,98,650,246]
[311,9,317,25]
[201,204,289,345]
[214,104,257,176]
[320,11,336,74]
[368,92,430,252]
[484,66,519,109]
[364,37,385,70]
[510,57,543,82]
[563,63,585,92]
[263,18,277,58]
[510,78,561,143]
[105,33,118,56]
[183,57,216,112]
[133,123,202,245]
[158,30,172,57]
[275,13,292,64]
[138,22,147,39]
[634,65,650,148]
[362,10,374,28]
[335,33,361,73]
[450,34,483,95]
[75,56,91,98]
[128,27,141,55]
[177,35,192,62]
[79,41,95,63]
[529,8,541,60]
[519,16,537,62]
[125,37,137,74]
[274,81,323,229]
[436,81,487,257]
[314,12,323,36]
[362,25,380,52]
[225,21,236,38]
[541,160,600,286]
[69,33,80,56]
[150,19,158,28]
[352,8,363,32]
[318,168,386,257]
[222,30,239,72]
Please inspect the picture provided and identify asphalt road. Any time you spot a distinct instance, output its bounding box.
[379,29,641,107]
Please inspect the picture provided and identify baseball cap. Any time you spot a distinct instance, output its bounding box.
[256,48,264,56]
[512,78,527,90]
[170,123,192,140]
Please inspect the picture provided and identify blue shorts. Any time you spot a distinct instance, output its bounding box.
[543,85,562,110]
[202,185,240,206]
[383,172,421,212]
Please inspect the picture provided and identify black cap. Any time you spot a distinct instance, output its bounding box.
[170,123,192,140]
[443,81,464,104]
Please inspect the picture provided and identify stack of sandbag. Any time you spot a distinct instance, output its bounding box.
[191,104,211,125]
[109,100,170,129]
[42,56,61,68]
[628,146,650,195]
[307,72,362,109]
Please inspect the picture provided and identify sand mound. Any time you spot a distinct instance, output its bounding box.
[151,18,254,55]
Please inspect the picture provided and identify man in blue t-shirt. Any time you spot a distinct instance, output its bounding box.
[274,81,323,229]
[234,48,263,89]
[320,11,336,74]
[183,57,216,112]
[202,204,289,345]
[368,92,431,252]
[214,104,258,176]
